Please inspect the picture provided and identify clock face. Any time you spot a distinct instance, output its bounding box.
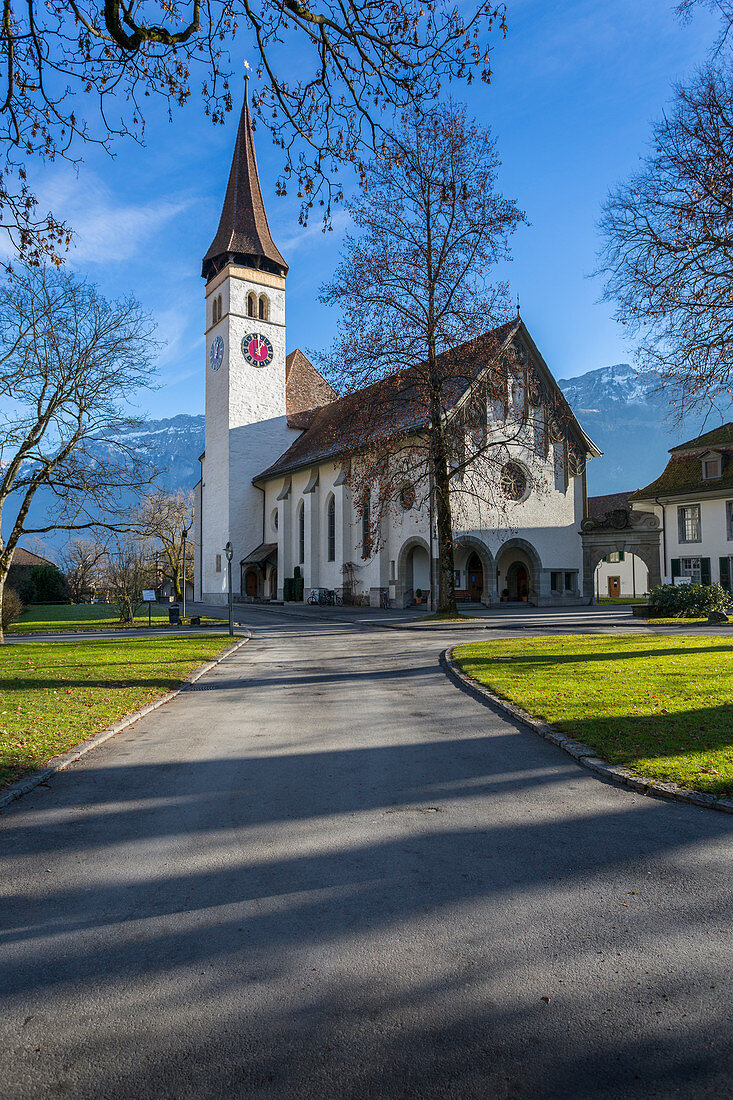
[241,333,274,367]
[210,335,224,372]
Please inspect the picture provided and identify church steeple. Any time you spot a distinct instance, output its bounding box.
[202,81,288,281]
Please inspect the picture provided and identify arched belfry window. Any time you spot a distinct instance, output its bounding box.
[217,295,222,322]
[298,500,305,565]
[259,294,269,321]
[247,292,256,318]
[327,494,336,561]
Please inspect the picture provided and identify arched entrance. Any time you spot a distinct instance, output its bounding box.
[496,538,542,604]
[507,561,528,600]
[244,569,258,598]
[466,552,483,601]
[396,536,432,607]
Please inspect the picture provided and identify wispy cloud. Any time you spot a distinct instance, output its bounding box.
[27,167,192,266]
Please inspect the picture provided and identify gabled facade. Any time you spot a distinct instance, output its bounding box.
[193,93,601,609]
[631,423,733,589]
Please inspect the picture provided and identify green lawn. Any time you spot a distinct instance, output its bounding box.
[598,597,647,605]
[8,601,174,633]
[453,634,733,798]
[0,635,233,789]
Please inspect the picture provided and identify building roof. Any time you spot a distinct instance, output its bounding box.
[669,422,733,453]
[202,84,287,280]
[254,319,600,483]
[285,349,337,420]
[9,547,53,568]
[587,492,634,521]
[631,421,733,500]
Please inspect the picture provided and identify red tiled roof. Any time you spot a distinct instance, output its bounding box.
[10,547,53,567]
[255,319,597,482]
[202,88,287,279]
[285,350,337,418]
[587,492,634,520]
[632,450,733,500]
[669,422,733,454]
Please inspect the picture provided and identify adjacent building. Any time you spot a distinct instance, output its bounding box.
[631,424,733,590]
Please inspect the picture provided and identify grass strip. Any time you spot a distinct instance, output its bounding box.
[0,635,233,789]
[453,634,733,798]
[8,602,175,633]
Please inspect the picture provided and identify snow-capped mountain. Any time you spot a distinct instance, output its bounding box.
[558,363,729,494]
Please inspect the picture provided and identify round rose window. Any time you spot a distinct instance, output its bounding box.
[501,462,528,502]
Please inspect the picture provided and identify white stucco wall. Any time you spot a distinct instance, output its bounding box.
[634,494,733,585]
[200,264,295,602]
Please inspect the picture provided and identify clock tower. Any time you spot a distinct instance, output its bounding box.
[198,82,292,602]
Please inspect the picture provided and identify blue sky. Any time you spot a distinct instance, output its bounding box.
[24,0,720,418]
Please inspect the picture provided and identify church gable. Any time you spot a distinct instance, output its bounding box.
[285,349,338,419]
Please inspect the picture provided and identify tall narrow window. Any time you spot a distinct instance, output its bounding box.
[678,504,701,543]
[298,500,305,564]
[361,495,371,559]
[727,501,733,541]
[327,495,336,561]
[248,292,256,318]
[217,295,222,321]
[259,294,269,321]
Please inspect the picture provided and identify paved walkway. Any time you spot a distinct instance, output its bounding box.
[0,611,731,1097]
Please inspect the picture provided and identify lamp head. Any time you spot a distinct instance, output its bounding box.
[224,541,234,562]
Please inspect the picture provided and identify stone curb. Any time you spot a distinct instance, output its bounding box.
[0,633,251,811]
[441,647,733,816]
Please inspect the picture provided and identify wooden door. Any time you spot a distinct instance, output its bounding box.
[245,569,258,598]
[515,564,528,599]
[608,576,620,598]
[467,554,483,601]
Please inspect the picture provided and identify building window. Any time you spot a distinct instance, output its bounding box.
[678,504,701,543]
[215,553,222,573]
[553,441,567,493]
[605,551,625,563]
[216,294,222,322]
[247,292,256,318]
[702,458,720,480]
[272,508,279,533]
[327,494,336,561]
[510,373,525,412]
[680,557,701,583]
[501,461,528,502]
[259,294,269,321]
[726,501,733,540]
[399,483,415,511]
[298,501,305,564]
[564,571,574,592]
[550,571,562,593]
[361,495,371,559]
[533,416,546,458]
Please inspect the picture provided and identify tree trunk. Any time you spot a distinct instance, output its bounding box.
[428,385,458,615]
[0,566,6,644]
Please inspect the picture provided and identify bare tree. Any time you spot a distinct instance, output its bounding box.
[0,264,157,641]
[134,489,194,600]
[59,537,108,603]
[104,540,156,624]
[0,0,508,265]
[318,104,571,614]
[598,66,733,421]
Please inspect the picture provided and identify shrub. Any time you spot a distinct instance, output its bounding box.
[283,577,294,601]
[648,582,730,618]
[1,588,25,630]
[30,563,69,602]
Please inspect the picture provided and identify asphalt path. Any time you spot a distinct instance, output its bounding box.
[1,608,731,1098]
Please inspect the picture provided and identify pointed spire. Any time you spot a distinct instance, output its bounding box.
[202,82,288,280]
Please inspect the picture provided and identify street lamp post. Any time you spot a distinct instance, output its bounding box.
[181,524,190,619]
[225,541,234,636]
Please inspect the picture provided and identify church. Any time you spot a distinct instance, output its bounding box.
[192,92,601,609]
